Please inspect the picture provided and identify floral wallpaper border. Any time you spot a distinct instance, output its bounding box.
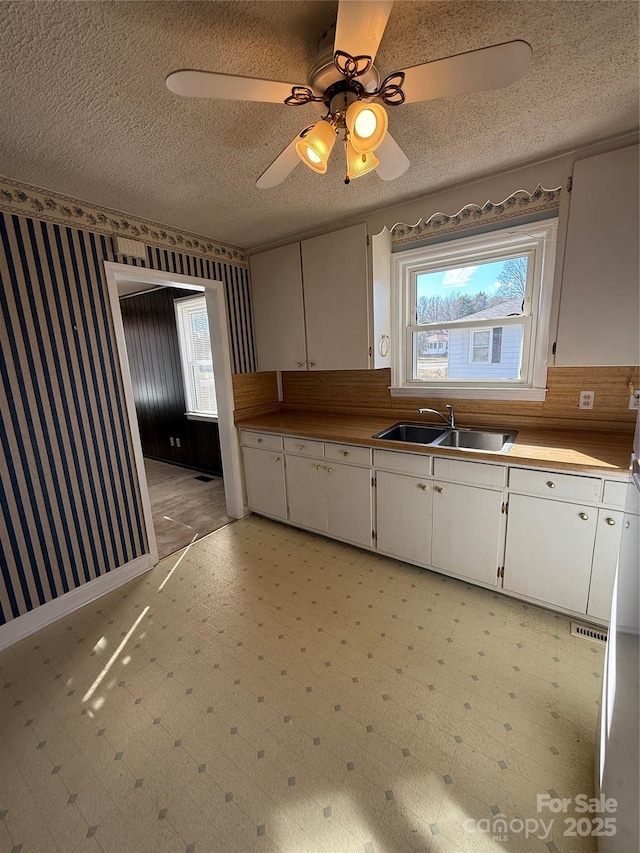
[0,175,248,266]
[391,184,562,247]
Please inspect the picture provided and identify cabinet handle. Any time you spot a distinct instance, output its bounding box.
[342,451,349,457]
[419,484,428,491]
[435,486,444,493]
[579,512,589,521]
[605,517,616,526]
[546,481,555,488]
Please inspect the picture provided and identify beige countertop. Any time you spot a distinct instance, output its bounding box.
[236,410,633,475]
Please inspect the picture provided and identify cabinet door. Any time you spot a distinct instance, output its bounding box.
[250,243,307,371]
[431,482,503,586]
[243,446,287,520]
[376,471,432,566]
[587,509,624,621]
[503,494,597,612]
[301,223,370,370]
[326,462,372,548]
[285,454,327,532]
[556,144,639,366]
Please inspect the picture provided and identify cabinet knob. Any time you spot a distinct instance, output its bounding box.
[327,467,333,473]
[315,464,322,470]
[296,362,305,368]
[579,512,589,521]
[274,456,281,461]
[435,486,444,493]
[546,481,555,488]
[342,451,349,457]
[298,444,305,450]
[419,484,428,491]
[605,517,616,526]
[257,438,263,443]
[309,362,316,367]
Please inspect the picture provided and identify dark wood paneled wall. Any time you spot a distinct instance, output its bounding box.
[120,287,223,475]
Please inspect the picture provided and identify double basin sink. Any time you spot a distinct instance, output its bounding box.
[373,422,518,454]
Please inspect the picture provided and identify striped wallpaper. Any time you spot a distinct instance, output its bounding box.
[0,211,256,625]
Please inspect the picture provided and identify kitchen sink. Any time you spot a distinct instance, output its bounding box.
[431,428,518,453]
[372,422,447,444]
[373,422,518,453]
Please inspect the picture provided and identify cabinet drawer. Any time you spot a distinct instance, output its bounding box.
[373,449,431,477]
[325,443,372,466]
[240,431,283,451]
[602,479,628,508]
[283,436,324,457]
[509,467,601,502]
[433,457,506,488]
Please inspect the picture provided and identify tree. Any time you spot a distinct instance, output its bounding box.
[493,257,528,301]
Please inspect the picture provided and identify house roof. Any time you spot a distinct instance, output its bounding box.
[458,297,524,322]
[0,1,638,248]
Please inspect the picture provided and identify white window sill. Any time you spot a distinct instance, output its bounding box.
[185,412,219,422]
[390,386,548,402]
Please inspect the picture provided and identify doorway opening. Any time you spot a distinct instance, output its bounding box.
[104,263,246,565]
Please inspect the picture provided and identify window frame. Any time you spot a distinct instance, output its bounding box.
[391,219,558,400]
[174,294,218,421]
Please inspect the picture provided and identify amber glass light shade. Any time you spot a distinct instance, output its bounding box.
[295,120,336,173]
[345,140,379,180]
[345,101,388,154]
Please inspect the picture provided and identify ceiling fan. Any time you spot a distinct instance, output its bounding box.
[166,0,532,188]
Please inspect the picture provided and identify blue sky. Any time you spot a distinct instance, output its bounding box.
[417,257,526,299]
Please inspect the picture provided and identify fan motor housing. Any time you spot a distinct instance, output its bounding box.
[307,25,380,96]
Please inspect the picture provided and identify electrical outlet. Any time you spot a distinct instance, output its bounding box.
[579,391,595,409]
[629,393,640,410]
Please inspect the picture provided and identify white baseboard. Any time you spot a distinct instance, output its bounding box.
[0,554,155,651]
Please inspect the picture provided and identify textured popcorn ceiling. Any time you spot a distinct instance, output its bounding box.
[0,1,638,249]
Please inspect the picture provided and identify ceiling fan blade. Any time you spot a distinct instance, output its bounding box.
[256,136,301,189]
[166,69,305,103]
[334,0,394,64]
[400,40,533,104]
[375,132,410,181]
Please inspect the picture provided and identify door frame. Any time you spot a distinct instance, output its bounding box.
[104,262,247,566]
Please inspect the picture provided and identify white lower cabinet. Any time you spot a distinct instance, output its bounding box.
[286,451,373,547]
[431,481,504,586]
[376,470,432,566]
[243,446,287,520]
[286,453,327,531]
[503,493,597,613]
[587,509,624,621]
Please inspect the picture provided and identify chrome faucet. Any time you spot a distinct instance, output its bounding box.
[418,405,456,429]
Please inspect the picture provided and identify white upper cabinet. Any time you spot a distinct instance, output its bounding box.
[250,223,391,371]
[556,144,639,365]
[250,242,307,371]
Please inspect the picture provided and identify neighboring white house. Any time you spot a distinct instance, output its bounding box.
[424,331,448,355]
[448,297,524,379]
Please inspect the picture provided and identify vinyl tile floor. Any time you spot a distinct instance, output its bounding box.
[144,459,232,560]
[0,516,604,853]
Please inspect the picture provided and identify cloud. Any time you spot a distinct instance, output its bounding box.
[442,266,478,287]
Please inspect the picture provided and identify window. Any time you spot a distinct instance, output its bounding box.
[391,220,557,400]
[175,295,218,419]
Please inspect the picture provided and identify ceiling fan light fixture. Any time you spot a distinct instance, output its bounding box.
[345,140,379,182]
[295,119,336,173]
[345,100,388,153]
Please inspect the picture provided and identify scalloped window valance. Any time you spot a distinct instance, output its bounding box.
[391,184,562,249]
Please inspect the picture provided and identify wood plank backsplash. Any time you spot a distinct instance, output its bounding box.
[280,366,639,434]
[232,371,280,419]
